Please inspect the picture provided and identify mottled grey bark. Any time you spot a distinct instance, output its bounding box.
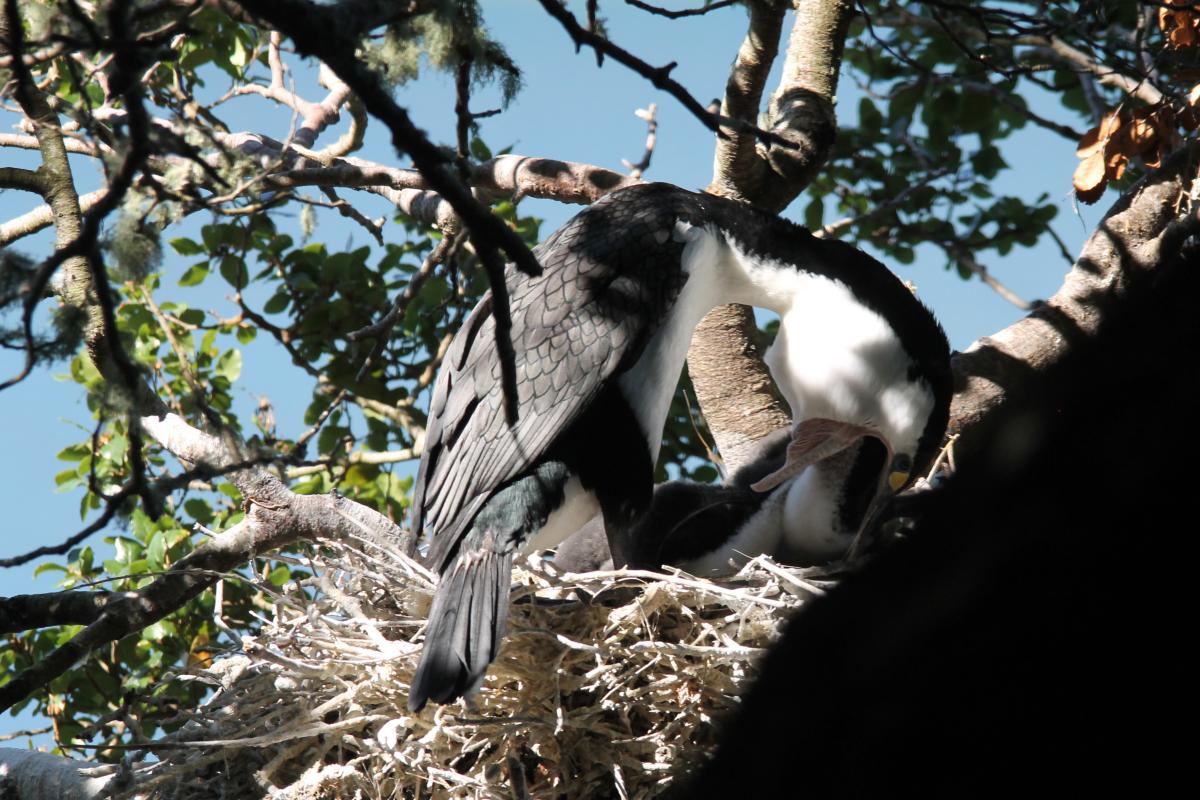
[691,0,854,473]
[0,748,116,800]
[948,146,1198,459]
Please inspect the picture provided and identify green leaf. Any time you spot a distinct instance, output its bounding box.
[179,308,206,326]
[323,252,355,284]
[263,293,290,314]
[170,237,204,256]
[215,350,243,382]
[230,31,250,68]
[267,565,291,586]
[858,97,883,131]
[971,145,1006,178]
[184,498,213,525]
[470,136,493,161]
[342,463,380,488]
[54,468,81,490]
[33,562,68,578]
[804,197,824,230]
[143,621,169,642]
[57,443,91,462]
[147,532,166,569]
[219,255,247,289]
[178,264,209,287]
[201,224,229,252]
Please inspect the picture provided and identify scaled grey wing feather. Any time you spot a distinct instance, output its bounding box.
[412,187,693,571]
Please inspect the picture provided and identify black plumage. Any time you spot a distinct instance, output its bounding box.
[555,426,905,574]
[409,182,951,711]
[409,187,695,710]
[553,428,790,573]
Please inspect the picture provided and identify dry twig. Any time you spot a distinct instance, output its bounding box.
[104,536,831,799]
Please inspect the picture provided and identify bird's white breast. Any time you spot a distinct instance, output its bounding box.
[678,491,786,576]
[523,475,600,554]
[617,222,726,464]
[679,467,853,577]
[720,241,932,446]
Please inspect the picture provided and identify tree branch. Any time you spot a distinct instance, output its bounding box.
[948,145,1199,458]
[536,0,797,150]
[0,470,407,713]
[708,0,787,202]
[0,591,119,634]
[0,500,125,569]
[1041,36,1164,108]
[229,1,543,280]
[229,0,558,422]
[0,166,46,194]
[0,188,108,247]
[0,748,116,799]
[621,103,658,178]
[623,0,739,19]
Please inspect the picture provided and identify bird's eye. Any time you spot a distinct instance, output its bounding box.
[888,453,913,491]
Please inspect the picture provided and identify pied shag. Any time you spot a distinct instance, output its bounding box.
[407,182,950,711]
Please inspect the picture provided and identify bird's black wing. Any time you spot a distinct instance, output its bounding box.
[412,183,694,571]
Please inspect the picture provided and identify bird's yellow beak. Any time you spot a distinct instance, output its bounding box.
[888,469,910,492]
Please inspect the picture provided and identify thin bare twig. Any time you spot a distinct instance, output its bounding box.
[816,167,954,239]
[536,0,798,151]
[348,232,458,382]
[234,0,541,424]
[621,104,658,178]
[623,0,738,19]
[945,246,1035,311]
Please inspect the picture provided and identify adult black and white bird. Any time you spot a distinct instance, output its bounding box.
[407,182,950,711]
[656,294,958,575]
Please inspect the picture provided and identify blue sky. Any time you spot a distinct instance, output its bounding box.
[0,1,1096,741]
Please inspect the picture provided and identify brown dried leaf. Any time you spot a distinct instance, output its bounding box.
[1077,111,1124,159]
[1073,151,1107,199]
[1099,110,1123,140]
[1128,113,1158,150]
[1107,156,1127,181]
[1171,23,1198,48]
[1160,7,1200,48]
[1076,125,1104,158]
[1103,129,1130,179]
[1075,181,1106,205]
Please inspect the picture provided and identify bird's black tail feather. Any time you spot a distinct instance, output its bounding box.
[408,548,514,712]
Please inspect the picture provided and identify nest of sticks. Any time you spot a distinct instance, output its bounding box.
[123,531,838,799]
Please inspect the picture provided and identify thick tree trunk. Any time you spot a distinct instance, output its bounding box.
[687,304,790,470]
[692,0,854,473]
